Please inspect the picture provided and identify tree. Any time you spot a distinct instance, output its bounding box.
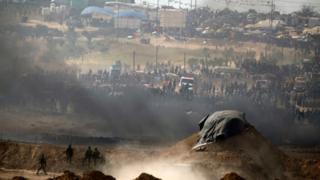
[298,5,316,17]
[248,9,257,14]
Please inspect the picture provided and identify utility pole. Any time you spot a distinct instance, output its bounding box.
[116,0,120,40]
[133,51,136,72]
[155,46,159,73]
[156,0,160,27]
[265,45,268,58]
[270,0,275,29]
[184,52,186,73]
[205,53,208,69]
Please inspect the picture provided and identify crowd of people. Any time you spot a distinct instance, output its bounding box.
[76,57,320,123]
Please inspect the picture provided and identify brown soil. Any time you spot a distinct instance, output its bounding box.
[0,141,88,173]
[0,140,153,175]
[12,176,28,180]
[47,170,116,180]
[81,171,116,180]
[161,127,285,179]
[220,172,246,180]
[1,126,320,180]
[49,170,80,180]
[284,157,320,179]
[134,173,161,180]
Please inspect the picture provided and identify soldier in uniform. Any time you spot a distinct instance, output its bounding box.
[36,153,47,175]
[83,146,92,166]
[65,144,73,164]
[92,147,101,165]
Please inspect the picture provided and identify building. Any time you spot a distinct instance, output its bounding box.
[114,10,147,29]
[104,1,144,11]
[105,0,134,3]
[309,17,320,28]
[81,6,114,19]
[159,9,187,29]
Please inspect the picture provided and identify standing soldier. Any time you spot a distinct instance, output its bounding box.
[92,147,101,166]
[36,153,47,175]
[65,144,73,164]
[83,146,92,166]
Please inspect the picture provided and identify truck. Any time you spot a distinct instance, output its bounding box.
[176,76,195,99]
[109,61,122,80]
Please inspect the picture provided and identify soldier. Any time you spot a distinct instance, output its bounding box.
[65,144,73,164]
[36,153,47,175]
[92,147,100,166]
[83,146,92,166]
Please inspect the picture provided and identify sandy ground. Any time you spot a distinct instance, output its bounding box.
[0,140,158,180]
[1,127,320,180]
[0,168,60,180]
[21,19,100,33]
[0,110,104,139]
[66,35,298,73]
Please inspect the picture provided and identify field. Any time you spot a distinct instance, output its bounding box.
[65,35,300,73]
[14,20,302,73]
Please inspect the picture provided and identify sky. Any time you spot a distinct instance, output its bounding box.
[135,0,320,13]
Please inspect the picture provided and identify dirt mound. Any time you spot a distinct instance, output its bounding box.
[12,176,28,180]
[300,160,320,179]
[82,171,116,180]
[284,158,320,179]
[220,172,245,180]
[162,127,285,180]
[49,171,80,180]
[134,173,161,180]
[47,170,116,180]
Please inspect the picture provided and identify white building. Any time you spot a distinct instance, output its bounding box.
[309,17,320,28]
[159,9,186,28]
[114,17,141,29]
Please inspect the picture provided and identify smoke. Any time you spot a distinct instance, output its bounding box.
[0,8,319,147]
[0,25,199,143]
[98,139,208,179]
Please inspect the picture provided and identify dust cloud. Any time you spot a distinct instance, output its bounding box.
[106,160,207,180]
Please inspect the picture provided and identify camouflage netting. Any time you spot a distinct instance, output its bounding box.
[195,110,250,149]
